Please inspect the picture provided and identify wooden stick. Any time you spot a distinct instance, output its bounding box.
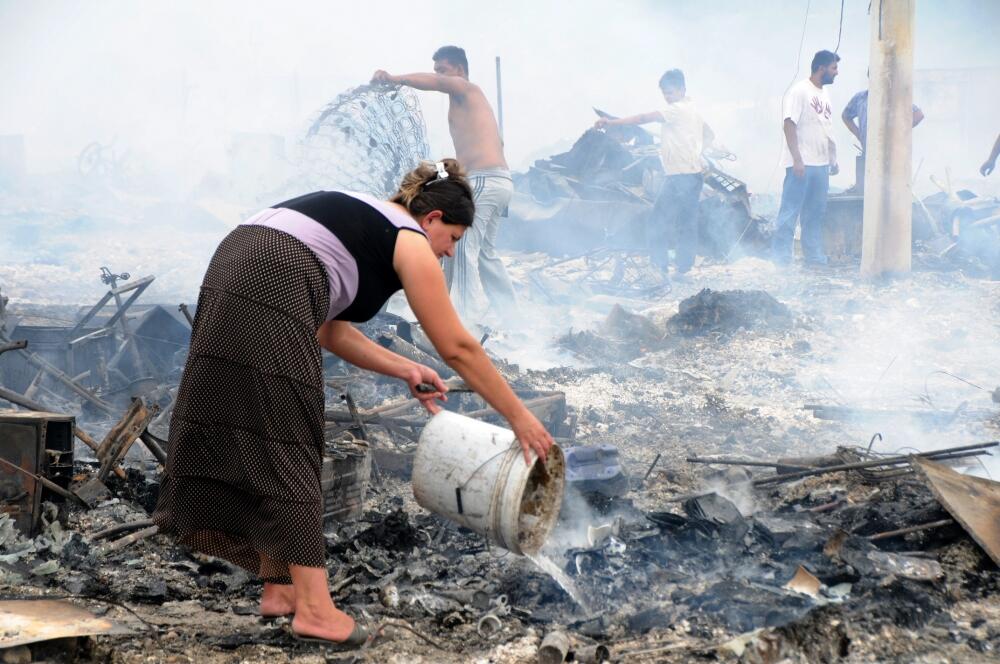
[97,525,159,554]
[91,519,156,540]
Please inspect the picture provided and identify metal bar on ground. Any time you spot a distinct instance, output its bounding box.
[686,456,809,470]
[0,456,86,506]
[663,444,997,502]
[753,443,997,487]
[0,340,27,355]
[867,519,955,542]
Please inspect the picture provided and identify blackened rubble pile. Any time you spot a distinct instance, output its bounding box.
[667,288,793,338]
[503,113,770,259]
[5,437,997,662]
[558,289,792,363]
[4,260,1000,663]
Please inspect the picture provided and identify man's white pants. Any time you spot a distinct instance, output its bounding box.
[444,169,516,321]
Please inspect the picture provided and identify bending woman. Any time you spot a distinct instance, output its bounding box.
[151,159,553,646]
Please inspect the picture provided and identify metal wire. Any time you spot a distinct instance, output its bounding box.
[835,0,846,53]
[295,84,431,198]
[763,0,813,195]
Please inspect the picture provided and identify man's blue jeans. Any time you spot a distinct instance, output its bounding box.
[650,173,703,273]
[771,165,830,264]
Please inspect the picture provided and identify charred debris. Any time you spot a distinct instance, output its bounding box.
[2,261,1000,663]
[2,118,1000,662]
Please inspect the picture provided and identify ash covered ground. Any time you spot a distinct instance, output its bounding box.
[3,252,1000,663]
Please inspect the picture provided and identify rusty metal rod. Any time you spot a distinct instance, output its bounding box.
[753,443,998,487]
[664,446,996,503]
[0,340,27,355]
[461,393,565,421]
[138,432,168,465]
[643,453,662,482]
[867,519,955,542]
[341,391,368,441]
[686,456,809,470]
[0,456,86,506]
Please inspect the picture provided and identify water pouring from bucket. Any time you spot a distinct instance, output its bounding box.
[412,411,565,555]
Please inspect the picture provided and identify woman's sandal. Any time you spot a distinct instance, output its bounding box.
[290,623,369,650]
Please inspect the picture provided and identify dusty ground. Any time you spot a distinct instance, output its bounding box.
[3,254,1000,663]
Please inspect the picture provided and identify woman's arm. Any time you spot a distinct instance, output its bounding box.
[317,320,448,413]
[393,231,554,463]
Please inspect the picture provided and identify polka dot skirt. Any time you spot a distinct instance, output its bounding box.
[152,224,331,583]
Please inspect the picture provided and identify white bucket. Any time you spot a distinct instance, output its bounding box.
[412,411,565,555]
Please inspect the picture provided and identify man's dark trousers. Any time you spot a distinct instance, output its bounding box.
[650,173,703,273]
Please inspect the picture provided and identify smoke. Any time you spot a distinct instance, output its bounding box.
[800,276,1000,479]
[2,1,998,193]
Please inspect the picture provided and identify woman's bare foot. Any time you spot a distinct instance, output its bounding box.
[288,564,358,642]
[290,603,356,642]
[260,582,296,617]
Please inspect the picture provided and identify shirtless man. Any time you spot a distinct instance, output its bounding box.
[373,45,516,321]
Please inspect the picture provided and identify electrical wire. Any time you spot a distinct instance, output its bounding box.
[835,0,846,53]
[762,0,812,198]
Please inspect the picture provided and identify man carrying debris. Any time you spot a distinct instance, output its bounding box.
[373,46,516,322]
[771,50,840,266]
[981,133,1000,176]
[842,83,924,191]
[595,69,713,278]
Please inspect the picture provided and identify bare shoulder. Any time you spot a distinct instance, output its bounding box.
[393,229,435,271]
[449,78,484,103]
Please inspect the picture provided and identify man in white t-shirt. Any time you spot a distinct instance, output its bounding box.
[771,50,840,266]
[596,69,714,277]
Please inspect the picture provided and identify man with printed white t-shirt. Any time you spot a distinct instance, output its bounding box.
[596,69,714,276]
[771,50,840,266]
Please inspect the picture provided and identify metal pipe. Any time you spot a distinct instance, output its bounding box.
[753,443,997,487]
[867,518,955,541]
[664,445,997,502]
[538,631,569,664]
[495,56,504,143]
[686,456,809,470]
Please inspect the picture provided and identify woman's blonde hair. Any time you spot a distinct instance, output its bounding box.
[391,158,475,226]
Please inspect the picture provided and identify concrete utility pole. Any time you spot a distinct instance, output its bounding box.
[861,0,915,277]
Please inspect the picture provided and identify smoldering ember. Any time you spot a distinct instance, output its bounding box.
[3,3,1000,664]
